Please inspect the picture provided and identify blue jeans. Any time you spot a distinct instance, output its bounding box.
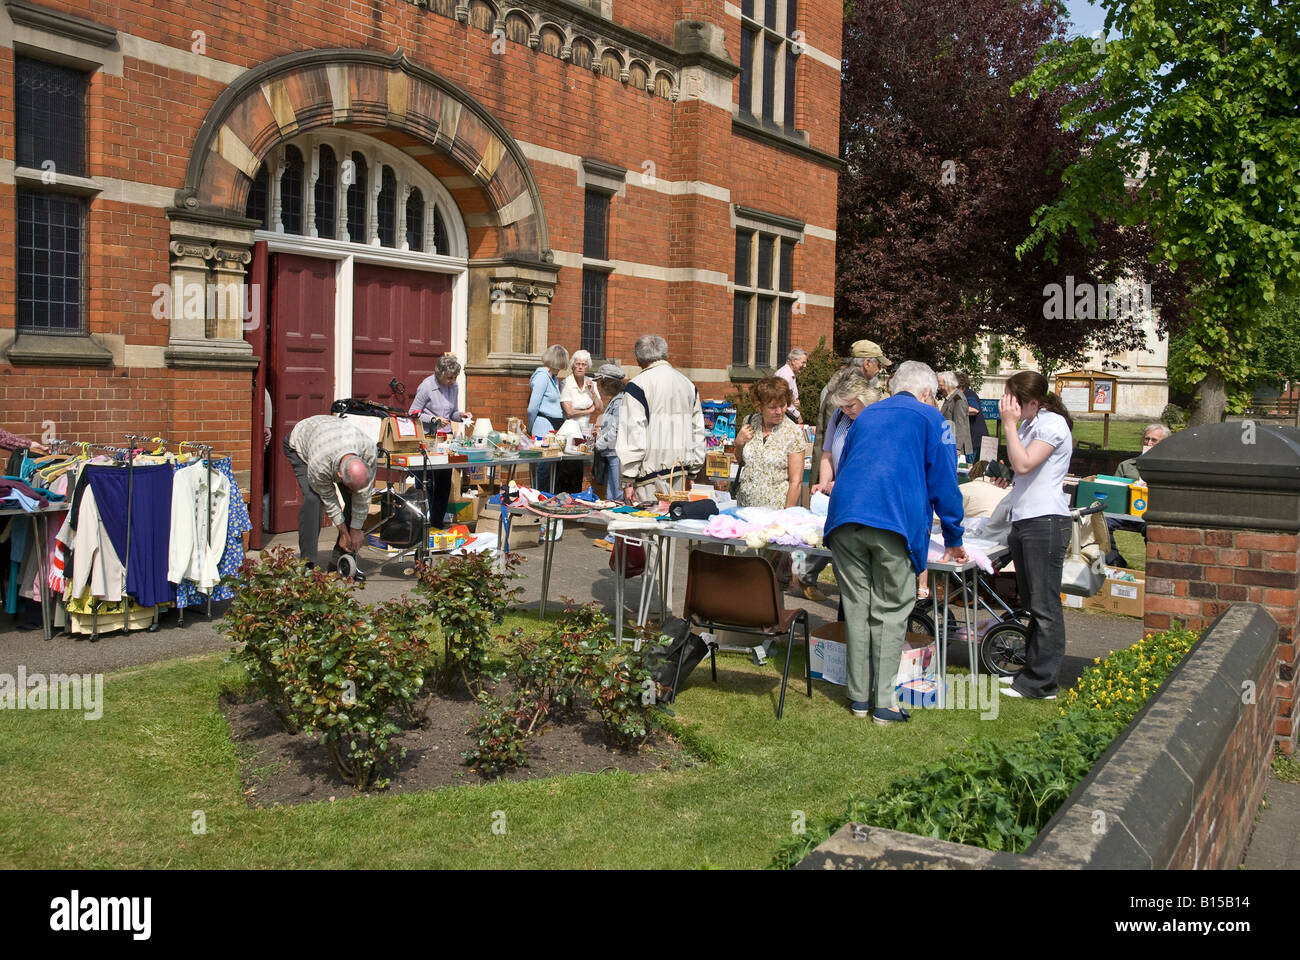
[604,454,621,502]
[1007,515,1071,697]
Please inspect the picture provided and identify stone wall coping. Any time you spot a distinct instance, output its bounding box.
[798,602,1279,870]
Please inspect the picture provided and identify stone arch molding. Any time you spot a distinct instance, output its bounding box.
[164,48,558,370]
[173,48,552,263]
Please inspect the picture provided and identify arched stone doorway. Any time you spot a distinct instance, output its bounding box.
[165,48,560,534]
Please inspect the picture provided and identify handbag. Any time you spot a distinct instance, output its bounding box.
[591,452,608,488]
[1060,515,1106,597]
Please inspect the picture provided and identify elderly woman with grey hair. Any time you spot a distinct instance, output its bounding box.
[528,344,571,505]
[408,353,472,527]
[795,371,883,600]
[937,370,973,458]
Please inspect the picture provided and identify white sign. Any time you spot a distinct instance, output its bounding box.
[1059,384,1091,413]
[979,435,998,463]
[810,638,847,686]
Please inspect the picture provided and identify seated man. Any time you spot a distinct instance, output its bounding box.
[1104,423,1171,567]
[961,459,1012,519]
[283,414,377,577]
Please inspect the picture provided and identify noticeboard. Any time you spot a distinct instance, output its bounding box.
[1056,372,1117,414]
[980,398,1000,421]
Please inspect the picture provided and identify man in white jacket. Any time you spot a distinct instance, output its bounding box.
[616,334,706,502]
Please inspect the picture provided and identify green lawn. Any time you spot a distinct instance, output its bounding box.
[982,418,1151,452]
[0,616,1058,869]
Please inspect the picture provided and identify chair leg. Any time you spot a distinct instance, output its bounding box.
[777,621,796,719]
[710,643,717,681]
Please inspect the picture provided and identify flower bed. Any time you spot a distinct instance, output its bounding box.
[771,627,1198,868]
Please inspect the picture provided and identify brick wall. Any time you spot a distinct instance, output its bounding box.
[1169,630,1278,868]
[1146,524,1297,755]
[2,0,839,515]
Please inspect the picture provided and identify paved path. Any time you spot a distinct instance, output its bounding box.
[2,521,1292,868]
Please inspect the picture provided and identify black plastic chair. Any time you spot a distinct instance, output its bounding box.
[681,550,811,719]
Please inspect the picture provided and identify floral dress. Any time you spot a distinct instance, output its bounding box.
[737,416,805,510]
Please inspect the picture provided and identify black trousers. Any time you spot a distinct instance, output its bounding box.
[413,468,454,528]
[283,437,353,566]
[1007,515,1071,698]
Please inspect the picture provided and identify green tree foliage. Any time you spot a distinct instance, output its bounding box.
[1013,0,1300,424]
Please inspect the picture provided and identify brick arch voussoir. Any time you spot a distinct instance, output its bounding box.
[172,48,551,263]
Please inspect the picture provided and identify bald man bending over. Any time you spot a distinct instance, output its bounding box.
[284,414,377,575]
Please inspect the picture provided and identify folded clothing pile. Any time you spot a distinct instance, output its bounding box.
[703,506,824,549]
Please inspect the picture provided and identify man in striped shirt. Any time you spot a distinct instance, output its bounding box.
[284,415,376,574]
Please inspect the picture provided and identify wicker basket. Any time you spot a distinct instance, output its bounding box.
[662,462,691,503]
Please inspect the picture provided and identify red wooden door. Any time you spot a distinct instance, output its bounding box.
[352,264,452,411]
[269,254,336,532]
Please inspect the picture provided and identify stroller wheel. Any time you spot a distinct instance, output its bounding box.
[981,621,1029,677]
[907,609,935,641]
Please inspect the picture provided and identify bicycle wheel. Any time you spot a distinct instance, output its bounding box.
[981,621,1029,677]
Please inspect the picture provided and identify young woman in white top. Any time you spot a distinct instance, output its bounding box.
[999,370,1074,700]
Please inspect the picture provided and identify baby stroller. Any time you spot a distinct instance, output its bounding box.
[908,500,1110,678]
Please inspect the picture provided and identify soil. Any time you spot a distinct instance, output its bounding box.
[220,684,687,807]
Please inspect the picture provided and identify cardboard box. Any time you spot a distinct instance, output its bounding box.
[377,416,425,453]
[810,622,846,684]
[705,451,732,479]
[1067,567,1145,617]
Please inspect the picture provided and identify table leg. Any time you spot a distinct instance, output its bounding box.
[964,568,980,683]
[539,515,556,619]
[33,514,51,642]
[935,569,948,709]
[638,537,662,627]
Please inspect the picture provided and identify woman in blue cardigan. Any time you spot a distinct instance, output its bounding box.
[527,343,569,505]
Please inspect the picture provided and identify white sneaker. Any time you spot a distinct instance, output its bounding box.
[998,675,1015,685]
[1001,685,1056,700]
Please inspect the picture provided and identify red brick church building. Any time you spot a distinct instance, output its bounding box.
[0,0,840,533]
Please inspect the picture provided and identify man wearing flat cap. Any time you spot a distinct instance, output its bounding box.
[813,339,892,486]
[851,339,892,393]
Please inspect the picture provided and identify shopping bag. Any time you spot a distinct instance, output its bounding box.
[609,535,647,579]
[1060,517,1106,597]
[645,617,715,702]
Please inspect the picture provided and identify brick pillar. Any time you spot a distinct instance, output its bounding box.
[1140,423,1299,755]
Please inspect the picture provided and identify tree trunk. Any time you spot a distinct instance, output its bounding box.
[1187,370,1228,426]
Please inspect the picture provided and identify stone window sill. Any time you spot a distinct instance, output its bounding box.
[6,332,113,366]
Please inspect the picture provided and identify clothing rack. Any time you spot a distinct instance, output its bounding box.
[126,435,217,624]
[36,434,230,641]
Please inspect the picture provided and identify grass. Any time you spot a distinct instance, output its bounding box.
[982,418,1151,453]
[1274,752,1300,785]
[0,614,1057,869]
[1110,530,1147,573]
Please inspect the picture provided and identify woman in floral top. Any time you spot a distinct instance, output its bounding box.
[736,377,805,511]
